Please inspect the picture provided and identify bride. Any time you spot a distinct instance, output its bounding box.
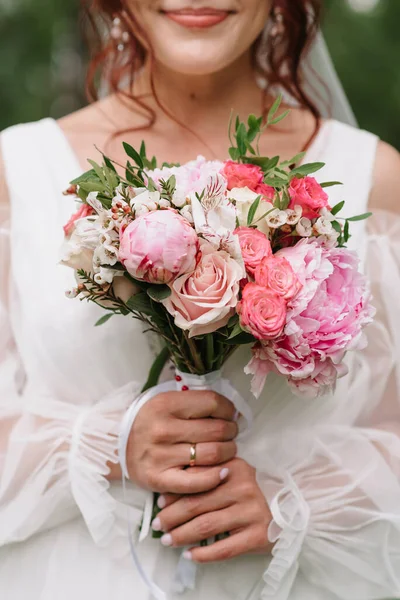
[1,1,400,599]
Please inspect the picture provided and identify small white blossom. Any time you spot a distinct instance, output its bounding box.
[172,186,189,208]
[180,204,194,224]
[159,199,171,209]
[318,231,340,248]
[94,267,115,285]
[320,206,336,221]
[266,209,288,229]
[130,189,160,215]
[65,288,79,299]
[314,216,334,236]
[296,217,312,237]
[285,205,302,225]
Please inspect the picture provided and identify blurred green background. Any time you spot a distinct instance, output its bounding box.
[0,0,399,148]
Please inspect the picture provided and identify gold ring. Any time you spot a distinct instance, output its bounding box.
[189,444,197,467]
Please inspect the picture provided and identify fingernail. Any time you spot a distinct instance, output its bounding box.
[152,517,162,531]
[157,495,166,509]
[161,533,172,547]
[233,410,240,422]
[183,550,192,561]
[220,467,229,481]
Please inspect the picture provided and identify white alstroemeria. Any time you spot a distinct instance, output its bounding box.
[314,216,334,236]
[86,191,104,214]
[266,209,288,229]
[191,175,236,236]
[200,226,245,275]
[285,205,302,225]
[296,217,313,237]
[180,204,194,224]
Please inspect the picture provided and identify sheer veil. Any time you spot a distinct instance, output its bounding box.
[304,31,358,127]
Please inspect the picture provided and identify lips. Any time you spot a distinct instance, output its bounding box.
[162,7,233,29]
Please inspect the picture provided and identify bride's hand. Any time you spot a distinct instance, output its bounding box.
[152,457,273,562]
[125,390,238,495]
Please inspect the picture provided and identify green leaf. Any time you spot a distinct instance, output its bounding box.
[103,154,117,173]
[227,314,239,329]
[78,181,107,194]
[123,142,144,169]
[290,162,325,177]
[95,313,113,327]
[87,160,107,186]
[247,196,261,226]
[225,331,254,345]
[268,109,290,126]
[346,212,373,222]
[344,219,350,242]
[263,156,280,172]
[267,95,282,121]
[227,321,244,340]
[320,181,343,188]
[229,147,241,161]
[280,152,306,167]
[236,123,247,156]
[70,168,98,186]
[126,292,154,315]
[330,200,345,216]
[331,220,342,234]
[146,285,172,302]
[141,346,171,393]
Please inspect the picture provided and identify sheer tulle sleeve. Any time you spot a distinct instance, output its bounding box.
[251,211,400,600]
[0,210,144,548]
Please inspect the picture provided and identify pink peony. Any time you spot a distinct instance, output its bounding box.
[245,240,375,398]
[222,161,274,198]
[288,176,329,219]
[163,240,243,337]
[237,283,287,340]
[63,204,94,237]
[119,209,198,284]
[235,227,272,276]
[255,255,302,301]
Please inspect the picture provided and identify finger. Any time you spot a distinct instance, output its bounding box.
[170,441,237,468]
[187,526,268,563]
[156,493,180,510]
[175,418,238,443]
[161,506,248,548]
[158,464,230,495]
[172,391,236,420]
[154,485,234,533]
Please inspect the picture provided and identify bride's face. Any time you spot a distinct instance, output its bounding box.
[129,1,271,75]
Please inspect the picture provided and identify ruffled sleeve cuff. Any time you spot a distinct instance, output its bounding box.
[259,473,310,600]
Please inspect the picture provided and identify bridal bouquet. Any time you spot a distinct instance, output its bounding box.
[61,99,374,400]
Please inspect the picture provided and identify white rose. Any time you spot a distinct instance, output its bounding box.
[229,186,272,233]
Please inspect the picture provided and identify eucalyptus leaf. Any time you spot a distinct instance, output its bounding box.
[290,162,325,177]
[95,314,113,327]
[320,181,343,188]
[147,285,172,302]
[330,200,345,216]
[123,142,144,169]
[346,212,372,222]
[247,196,261,226]
[225,332,254,345]
[126,292,154,315]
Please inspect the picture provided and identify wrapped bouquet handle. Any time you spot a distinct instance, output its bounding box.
[118,369,253,599]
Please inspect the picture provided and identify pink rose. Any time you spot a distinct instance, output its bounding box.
[63,204,94,237]
[288,176,329,219]
[163,240,243,337]
[222,161,274,198]
[119,209,198,284]
[235,227,272,276]
[237,283,286,340]
[255,255,302,301]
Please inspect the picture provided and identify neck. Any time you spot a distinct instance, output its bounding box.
[134,52,267,137]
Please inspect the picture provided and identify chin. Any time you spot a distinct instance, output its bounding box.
[155,44,242,76]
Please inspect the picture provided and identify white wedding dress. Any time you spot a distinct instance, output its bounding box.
[1,117,400,600]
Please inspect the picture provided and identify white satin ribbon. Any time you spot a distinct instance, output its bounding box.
[118,369,253,599]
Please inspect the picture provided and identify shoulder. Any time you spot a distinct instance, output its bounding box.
[369,140,400,214]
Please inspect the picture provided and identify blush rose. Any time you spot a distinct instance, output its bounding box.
[255,255,302,301]
[237,283,286,340]
[235,227,272,276]
[288,176,329,219]
[163,240,243,337]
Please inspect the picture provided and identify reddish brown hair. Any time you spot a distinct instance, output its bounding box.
[82,0,323,145]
